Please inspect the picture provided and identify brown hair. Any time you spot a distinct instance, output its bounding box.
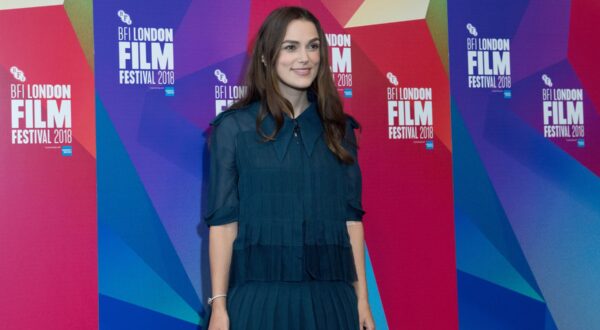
[230,6,357,164]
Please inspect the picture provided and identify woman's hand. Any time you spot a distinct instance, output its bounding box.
[358,298,375,330]
[208,302,229,330]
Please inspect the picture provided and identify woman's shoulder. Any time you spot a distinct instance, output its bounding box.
[210,102,259,129]
[344,113,361,130]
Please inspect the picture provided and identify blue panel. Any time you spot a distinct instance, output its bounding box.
[100,294,202,330]
[96,96,201,311]
[458,271,547,330]
[452,101,541,297]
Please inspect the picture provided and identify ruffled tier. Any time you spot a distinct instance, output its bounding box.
[229,221,358,286]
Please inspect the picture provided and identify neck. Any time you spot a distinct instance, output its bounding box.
[278,83,309,118]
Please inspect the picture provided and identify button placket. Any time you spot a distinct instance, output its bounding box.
[292,118,300,143]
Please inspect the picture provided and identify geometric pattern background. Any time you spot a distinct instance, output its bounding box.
[0,2,97,330]
[449,0,600,329]
[93,0,456,329]
[2,0,597,329]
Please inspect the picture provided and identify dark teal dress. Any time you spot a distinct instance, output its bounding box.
[204,99,365,330]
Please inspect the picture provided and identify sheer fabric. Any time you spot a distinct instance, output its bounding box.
[203,100,366,329]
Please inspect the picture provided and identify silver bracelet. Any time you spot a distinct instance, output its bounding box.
[207,294,227,305]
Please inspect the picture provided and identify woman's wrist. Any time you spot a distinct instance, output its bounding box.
[208,294,227,305]
[357,294,370,304]
[210,298,227,312]
[353,285,368,302]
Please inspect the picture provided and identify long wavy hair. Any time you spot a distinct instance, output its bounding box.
[229,6,357,164]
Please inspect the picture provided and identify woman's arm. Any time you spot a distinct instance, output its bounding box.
[209,222,238,312]
[347,220,376,330]
[347,221,368,301]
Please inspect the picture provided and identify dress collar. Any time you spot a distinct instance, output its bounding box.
[256,101,323,161]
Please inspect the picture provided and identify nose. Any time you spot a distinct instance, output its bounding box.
[298,47,309,63]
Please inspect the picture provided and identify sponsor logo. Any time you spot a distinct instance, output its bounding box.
[466,23,478,37]
[386,72,399,86]
[425,140,434,150]
[117,10,132,25]
[61,145,73,156]
[214,69,228,84]
[10,66,26,82]
[542,74,553,87]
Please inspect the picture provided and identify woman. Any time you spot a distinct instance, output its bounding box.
[204,6,375,330]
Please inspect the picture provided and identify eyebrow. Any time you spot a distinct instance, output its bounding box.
[281,37,320,44]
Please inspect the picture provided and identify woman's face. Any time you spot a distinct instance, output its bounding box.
[275,19,321,94]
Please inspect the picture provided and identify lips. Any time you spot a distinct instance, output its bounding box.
[292,68,312,76]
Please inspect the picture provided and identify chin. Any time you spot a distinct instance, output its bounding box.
[293,82,313,89]
[281,79,315,91]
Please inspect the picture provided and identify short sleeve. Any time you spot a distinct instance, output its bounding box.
[203,111,240,227]
[344,115,366,221]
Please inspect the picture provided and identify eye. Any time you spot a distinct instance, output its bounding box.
[309,43,320,50]
[283,44,297,51]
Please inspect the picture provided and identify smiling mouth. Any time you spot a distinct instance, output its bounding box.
[292,68,312,75]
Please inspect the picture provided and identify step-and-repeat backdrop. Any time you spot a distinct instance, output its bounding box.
[449,0,600,329]
[1,0,598,329]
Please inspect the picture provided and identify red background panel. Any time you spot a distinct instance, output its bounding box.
[0,6,97,330]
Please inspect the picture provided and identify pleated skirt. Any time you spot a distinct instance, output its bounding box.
[217,280,359,330]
